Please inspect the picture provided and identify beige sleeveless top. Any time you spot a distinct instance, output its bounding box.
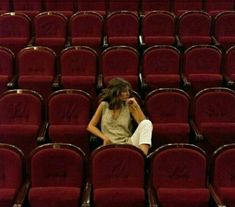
[101,102,133,144]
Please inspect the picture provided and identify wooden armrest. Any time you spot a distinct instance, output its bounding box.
[13,181,30,207]
[190,120,204,141]
[81,182,92,207]
[208,184,226,207]
[37,122,49,145]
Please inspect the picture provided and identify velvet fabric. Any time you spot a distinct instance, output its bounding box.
[0,47,13,94]
[106,12,139,48]
[0,91,42,156]
[173,0,203,16]
[142,11,175,46]
[91,146,146,207]
[142,0,171,14]
[29,146,85,207]
[214,12,235,49]
[183,46,223,93]
[101,46,139,90]
[108,0,140,13]
[0,0,10,13]
[224,46,235,81]
[12,0,42,19]
[0,13,30,54]
[70,12,103,52]
[205,0,234,16]
[150,146,209,207]
[77,0,106,17]
[60,47,97,96]
[143,46,180,89]
[145,89,190,148]
[17,47,56,99]
[48,90,92,155]
[34,12,67,54]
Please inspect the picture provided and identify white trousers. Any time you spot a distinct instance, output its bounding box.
[129,119,153,147]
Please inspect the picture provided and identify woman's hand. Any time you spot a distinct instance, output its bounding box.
[103,134,112,145]
[126,97,138,108]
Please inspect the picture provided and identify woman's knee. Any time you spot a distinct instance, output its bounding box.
[139,119,153,129]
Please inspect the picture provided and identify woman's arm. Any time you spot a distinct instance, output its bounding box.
[127,97,146,124]
[87,102,110,143]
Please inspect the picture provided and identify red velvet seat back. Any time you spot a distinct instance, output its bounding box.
[149,144,207,189]
[0,13,31,54]
[60,46,97,95]
[142,11,175,46]
[0,47,14,94]
[177,11,211,47]
[224,46,235,80]
[106,11,139,48]
[142,0,171,14]
[173,0,203,16]
[101,46,139,90]
[205,0,234,16]
[44,0,74,17]
[214,11,235,49]
[34,11,67,54]
[108,0,140,13]
[0,0,10,13]
[91,145,145,189]
[142,46,180,89]
[17,46,56,98]
[12,0,42,19]
[77,0,107,17]
[30,144,85,187]
[0,144,24,207]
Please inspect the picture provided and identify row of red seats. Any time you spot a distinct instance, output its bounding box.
[1,44,235,99]
[1,142,235,207]
[0,87,234,160]
[0,9,235,56]
[1,0,235,17]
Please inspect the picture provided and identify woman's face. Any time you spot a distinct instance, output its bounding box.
[119,87,130,102]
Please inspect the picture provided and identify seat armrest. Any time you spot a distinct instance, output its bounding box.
[7,74,18,89]
[224,74,234,88]
[81,182,92,207]
[176,35,182,48]
[181,73,191,89]
[147,185,159,207]
[65,36,71,48]
[103,36,108,48]
[52,74,61,90]
[13,181,30,207]
[139,72,148,92]
[190,120,204,141]
[97,73,103,92]
[212,36,220,47]
[208,184,226,207]
[37,122,49,145]
[139,35,146,48]
[27,37,35,47]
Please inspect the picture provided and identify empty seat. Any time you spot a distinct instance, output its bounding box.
[0,143,26,207]
[83,144,146,207]
[210,143,235,207]
[145,88,191,150]
[33,11,67,55]
[224,46,235,88]
[214,11,235,50]
[205,0,234,17]
[191,87,235,155]
[148,144,210,207]
[182,45,223,94]
[105,11,139,48]
[0,0,10,14]
[177,11,212,49]
[108,0,140,14]
[44,0,75,17]
[0,89,44,158]
[12,0,42,19]
[0,47,15,94]
[69,11,104,53]
[0,12,31,54]
[77,0,107,17]
[140,11,176,47]
[28,143,86,207]
[172,0,203,16]
[100,46,140,91]
[141,0,171,15]
[59,46,98,96]
[47,89,93,155]
[17,46,56,99]
[141,46,181,93]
